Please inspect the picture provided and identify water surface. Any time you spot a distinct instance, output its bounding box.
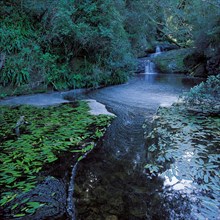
[74,74,204,219]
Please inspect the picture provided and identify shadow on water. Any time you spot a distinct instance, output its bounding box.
[73,74,204,219]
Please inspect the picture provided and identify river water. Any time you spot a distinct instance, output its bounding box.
[74,73,204,220]
[1,64,217,219]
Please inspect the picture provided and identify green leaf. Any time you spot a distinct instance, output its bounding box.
[204,174,209,183]
[26,201,44,209]
[11,203,19,210]
[77,156,84,162]
[14,213,26,217]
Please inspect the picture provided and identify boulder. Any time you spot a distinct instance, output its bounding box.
[152,48,193,73]
[206,55,220,75]
[158,43,179,51]
[183,52,207,77]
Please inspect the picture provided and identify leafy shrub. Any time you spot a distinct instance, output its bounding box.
[110,70,129,85]
[0,9,71,89]
[183,74,220,110]
[0,11,35,86]
[145,104,220,219]
[39,52,70,90]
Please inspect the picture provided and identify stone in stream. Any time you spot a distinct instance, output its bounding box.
[85,99,116,117]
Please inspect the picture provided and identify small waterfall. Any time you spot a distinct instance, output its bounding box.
[156,45,161,54]
[145,60,156,74]
[150,46,162,58]
[144,45,162,74]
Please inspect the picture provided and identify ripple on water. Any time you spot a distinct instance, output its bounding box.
[73,74,206,219]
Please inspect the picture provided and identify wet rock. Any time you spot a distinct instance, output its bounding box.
[5,176,66,220]
[183,46,220,77]
[194,63,206,77]
[159,43,179,51]
[145,47,155,54]
[85,99,116,117]
[206,55,220,75]
[152,48,193,73]
[183,52,207,77]
[136,58,149,73]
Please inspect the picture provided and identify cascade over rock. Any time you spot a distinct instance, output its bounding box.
[136,46,162,73]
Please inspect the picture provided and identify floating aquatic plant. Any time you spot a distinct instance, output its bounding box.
[0,101,113,216]
[145,103,220,218]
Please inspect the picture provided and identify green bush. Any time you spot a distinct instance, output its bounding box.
[182,74,220,115]
[184,74,220,104]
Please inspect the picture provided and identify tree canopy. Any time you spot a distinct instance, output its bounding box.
[0,0,219,91]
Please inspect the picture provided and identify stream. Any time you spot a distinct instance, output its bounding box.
[1,55,218,219]
[73,72,205,219]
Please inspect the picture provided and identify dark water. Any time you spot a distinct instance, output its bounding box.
[74,74,205,220]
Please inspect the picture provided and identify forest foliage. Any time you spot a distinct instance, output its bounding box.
[0,0,220,92]
[144,73,220,218]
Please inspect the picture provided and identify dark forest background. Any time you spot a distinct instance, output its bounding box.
[0,0,220,93]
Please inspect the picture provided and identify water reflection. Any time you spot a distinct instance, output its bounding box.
[141,73,203,89]
[144,73,157,83]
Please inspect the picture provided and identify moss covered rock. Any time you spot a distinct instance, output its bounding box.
[152,48,193,73]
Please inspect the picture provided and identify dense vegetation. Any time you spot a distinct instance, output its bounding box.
[0,0,152,94]
[144,74,220,219]
[0,101,113,217]
[0,0,219,95]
